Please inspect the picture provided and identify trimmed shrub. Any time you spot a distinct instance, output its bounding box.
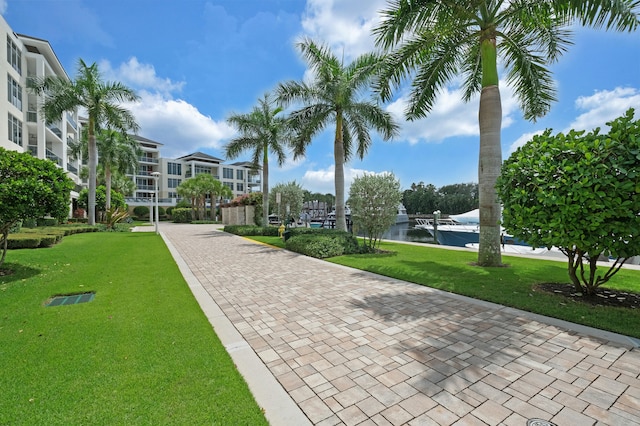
[285,234,346,258]
[284,230,361,259]
[223,225,280,236]
[6,235,42,249]
[171,208,193,223]
[36,218,58,227]
[133,206,150,218]
[166,206,174,216]
[39,235,58,247]
[22,218,37,228]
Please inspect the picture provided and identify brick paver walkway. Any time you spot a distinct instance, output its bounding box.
[160,223,640,425]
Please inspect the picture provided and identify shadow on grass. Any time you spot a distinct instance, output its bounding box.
[0,262,41,283]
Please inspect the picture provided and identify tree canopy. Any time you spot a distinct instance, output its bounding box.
[29,59,139,225]
[374,0,640,266]
[497,109,640,295]
[225,93,294,227]
[0,148,73,266]
[277,38,399,231]
[269,181,305,224]
[349,173,402,250]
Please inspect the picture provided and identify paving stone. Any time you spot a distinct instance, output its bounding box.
[161,224,640,426]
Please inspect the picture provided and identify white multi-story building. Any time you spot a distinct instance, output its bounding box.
[126,134,261,208]
[1,15,83,212]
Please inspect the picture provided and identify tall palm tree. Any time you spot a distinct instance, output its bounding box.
[276,38,399,231]
[225,93,294,227]
[29,59,139,225]
[374,0,640,266]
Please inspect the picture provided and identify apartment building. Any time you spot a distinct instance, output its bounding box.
[126,134,261,208]
[0,15,83,210]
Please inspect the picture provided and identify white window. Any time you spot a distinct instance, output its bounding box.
[167,162,182,175]
[236,169,244,180]
[8,113,22,145]
[223,168,234,179]
[7,75,22,110]
[168,178,181,188]
[236,183,244,192]
[6,36,21,75]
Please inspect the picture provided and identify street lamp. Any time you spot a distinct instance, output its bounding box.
[433,210,441,245]
[151,171,161,234]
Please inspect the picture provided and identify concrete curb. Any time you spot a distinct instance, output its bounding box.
[160,230,312,426]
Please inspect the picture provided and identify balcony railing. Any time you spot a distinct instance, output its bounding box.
[67,163,78,174]
[138,156,159,164]
[136,184,155,190]
[46,149,62,166]
[27,111,37,123]
[27,145,38,156]
[66,112,77,130]
[47,122,62,139]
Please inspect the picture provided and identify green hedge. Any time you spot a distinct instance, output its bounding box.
[7,225,98,250]
[284,232,361,258]
[223,225,280,236]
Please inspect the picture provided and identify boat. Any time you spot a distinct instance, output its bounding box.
[414,209,526,248]
[396,204,409,224]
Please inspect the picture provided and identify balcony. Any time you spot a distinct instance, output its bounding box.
[27,145,38,156]
[66,112,77,130]
[67,163,78,174]
[46,149,62,166]
[136,184,155,191]
[47,122,62,139]
[27,110,37,123]
[138,156,159,164]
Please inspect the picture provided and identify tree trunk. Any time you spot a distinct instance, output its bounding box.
[262,146,269,227]
[334,112,347,231]
[87,120,97,226]
[477,85,503,266]
[477,35,502,267]
[105,166,112,211]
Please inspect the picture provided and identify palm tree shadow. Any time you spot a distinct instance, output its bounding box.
[0,262,41,283]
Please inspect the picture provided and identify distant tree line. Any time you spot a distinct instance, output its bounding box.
[402,182,478,215]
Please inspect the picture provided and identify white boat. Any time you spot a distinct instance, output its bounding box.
[396,203,409,224]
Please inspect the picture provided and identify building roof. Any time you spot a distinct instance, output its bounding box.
[131,134,164,146]
[231,161,260,169]
[177,151,224,163]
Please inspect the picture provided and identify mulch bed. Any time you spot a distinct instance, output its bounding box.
[536,282,640,309]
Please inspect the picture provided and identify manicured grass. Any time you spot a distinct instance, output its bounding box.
[251,236,640,339]
[0,232,267,425]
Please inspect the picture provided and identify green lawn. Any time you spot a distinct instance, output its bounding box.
[250,236,640,339]
[0,232,267,425]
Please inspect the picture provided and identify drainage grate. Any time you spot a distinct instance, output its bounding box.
[46,292,95,307]
[527,420,557,426]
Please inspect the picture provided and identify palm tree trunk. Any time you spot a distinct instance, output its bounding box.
[477,85,503,266]
[262,146,269,227]
[334,112,347,231]
[105,166,112,211]
[87,121,97,226]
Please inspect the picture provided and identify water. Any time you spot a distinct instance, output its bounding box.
[359,220,435,244]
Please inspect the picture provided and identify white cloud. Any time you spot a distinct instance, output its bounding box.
[95,58,234,158]
[507,131,544,155]
[568,87,640,132]
[300,0,385,60]
[300,164,390,194]
[99,57,185,96]
[125,92,235,158]
[388,82,519,145]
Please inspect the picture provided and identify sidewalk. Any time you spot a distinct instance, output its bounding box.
[157,222,640,425]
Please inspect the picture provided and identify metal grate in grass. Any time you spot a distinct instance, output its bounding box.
[46,292,95,307]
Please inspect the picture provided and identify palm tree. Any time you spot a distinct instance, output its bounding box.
[225,93,294,227]
[276,38,399,231]
[69,129,141,213]
[29,59,139,225]
[374,0,640,266]
[97,130,141,210]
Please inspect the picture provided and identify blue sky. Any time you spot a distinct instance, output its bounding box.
[4,0,639,194]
